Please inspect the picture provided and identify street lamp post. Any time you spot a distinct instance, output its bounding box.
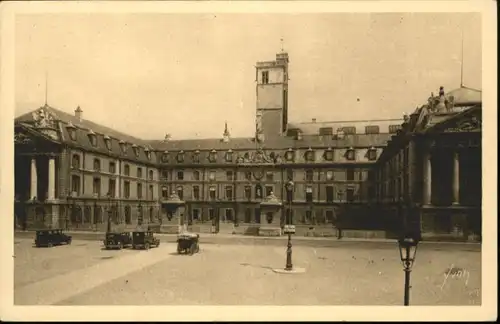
[106,192,112,233]
[285,182,295,270]
[137,200,143,227]
[398,233,420,306]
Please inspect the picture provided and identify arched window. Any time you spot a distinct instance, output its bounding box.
[149,170,154,181]
[72,154,80,169]
[84,206,91,223]
[124,164,130,176]
[137,167,143,178]
[93,158,101,171]
[125,206,131,224]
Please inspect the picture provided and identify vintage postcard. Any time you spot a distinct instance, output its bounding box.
[0,0,496,322]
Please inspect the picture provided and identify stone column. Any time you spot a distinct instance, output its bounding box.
[115,160,120,198]
[422,149,432,205]
[48,157,56,201]
[30,158,37,200]
[452,150,460,205]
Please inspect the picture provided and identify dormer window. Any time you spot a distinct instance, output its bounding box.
[144,147,151,160]
[367,147,377,161]
[323,148,334,161]
[346,147,356,161]
[208,150,217,163]
[284,148,295,162]
[225,149,233,162]
[66,122,77,141]
[119,140,127,154]
[161,151,169,163]
[88,130,97,147]
[192,150,200,163]
[305,148,315,162]
[176,150,185,163]
[132,144,140,157]
[104,135,112,151]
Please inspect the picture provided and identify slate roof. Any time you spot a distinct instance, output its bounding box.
[287,118,405,136]
[15,104,156,164]
[15,104,399,156]
[15,105,146,145]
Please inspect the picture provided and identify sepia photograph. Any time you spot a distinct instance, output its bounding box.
[0,1,496,322]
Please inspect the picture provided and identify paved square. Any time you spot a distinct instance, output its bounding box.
[14,238,481,305]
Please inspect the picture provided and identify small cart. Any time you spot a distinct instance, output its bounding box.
[176,232,200,255]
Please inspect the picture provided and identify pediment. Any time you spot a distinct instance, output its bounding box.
[441,109,482,133]
[14,124,61,147]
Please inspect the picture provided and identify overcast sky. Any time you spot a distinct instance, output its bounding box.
[15,13,481,140]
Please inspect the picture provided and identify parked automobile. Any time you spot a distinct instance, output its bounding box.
[103,232,132,250]
[177,232,200,255]
[132,231,160,250]
[34,229,72,248]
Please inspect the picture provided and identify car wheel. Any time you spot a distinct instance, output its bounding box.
[156,241,160,247]
[189,244,195,255]
[145,243,150,250]
[195,244,200,253]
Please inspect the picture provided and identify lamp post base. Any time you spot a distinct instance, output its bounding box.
[272,267,306,274]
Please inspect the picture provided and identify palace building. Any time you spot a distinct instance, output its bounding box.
[14,51,482,240]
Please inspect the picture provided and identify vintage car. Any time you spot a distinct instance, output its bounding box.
[103,232,132,250]
[177,232,200,255]
[131,231,160,250]
[34,229,72,248]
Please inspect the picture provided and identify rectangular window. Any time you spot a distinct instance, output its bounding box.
[244,208,252,223]
[305,186,313,203]
[305,210,312,223]
[108,179,116,197]
[262,71,269,84]
[325,210,334,224]
[244,186,252,200]
[161,170,169,180]
[265,185,273,197]
[266,171,274,181]
[226,171,234,181]
[225,186,233,200]
[161,186,168,199]
[193,209,200,221]
[245,171,252,180]
[225,208,233,222]
[71,175,80,195]
[193,186,200,200]
[109,162,116,174]
[346,187,355,202]
[149,185,154,200]
[177,186,183,200]
[124,181,130,198]
[209,186,216,200]
[93,177,101,196]
[208,208,215,220]
[326,186,334,203]
[286,169,294,181]
[193,171,200,181]
[137,168,142,178]
[177,171,184,180]
[346,169,355,181]
[137,183,143,199]
[305,170,314,181]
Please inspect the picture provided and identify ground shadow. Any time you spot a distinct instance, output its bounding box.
[240,262,274,270]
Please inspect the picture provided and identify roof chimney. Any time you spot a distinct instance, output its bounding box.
[435,86,447,113]
[222,121,230,143]
[75,106,83,122]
